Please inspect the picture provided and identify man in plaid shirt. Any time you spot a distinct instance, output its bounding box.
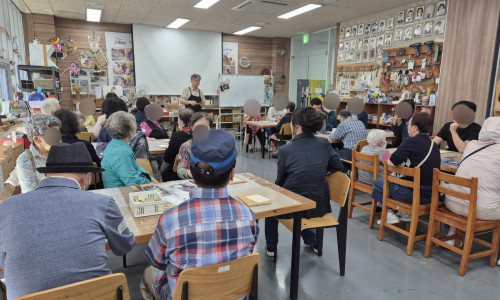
[329,109,367,161]
[141,129,259,300]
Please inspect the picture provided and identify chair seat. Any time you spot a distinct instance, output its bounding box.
[435,207,500,230]
[386,197,431,214]
[279,214,339,232]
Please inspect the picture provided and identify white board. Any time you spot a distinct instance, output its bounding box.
[218,74,266,107]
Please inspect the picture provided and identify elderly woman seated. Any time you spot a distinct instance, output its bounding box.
[358,129,390,185]
[16,114,61,193]
[140,103,170,139]
[444,117,500,252]
[101,111,158,188]
[40,98,60,115]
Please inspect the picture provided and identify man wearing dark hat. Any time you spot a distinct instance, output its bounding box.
[0,143,136,300]
[142,130,259,300]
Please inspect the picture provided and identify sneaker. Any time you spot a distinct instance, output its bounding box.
[310,244,319,254]
[266,246,275,257]
[377,211,400,225]
[397,212,412,222]
[445,239,464,248]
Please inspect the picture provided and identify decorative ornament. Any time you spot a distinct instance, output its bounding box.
[276,47,286,56]
[239,56,251,69]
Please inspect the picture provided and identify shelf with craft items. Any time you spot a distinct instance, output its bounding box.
[17,65,61,97]
[374,103,436,134]
[337,62,378,100]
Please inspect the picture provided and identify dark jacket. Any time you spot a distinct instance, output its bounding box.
[135,111,146,128]
[162,129,192,181]
[276,133,343,218]
[275,113,292,140]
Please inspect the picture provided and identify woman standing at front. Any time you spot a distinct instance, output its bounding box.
[180,74,205,112]
[265,107,343,256]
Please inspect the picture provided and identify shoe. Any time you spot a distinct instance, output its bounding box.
[377,211,400,225]
[271,154,278,159]
[375,206,382,213]
[445,239,464,248]
[397,212,412,222]
[266,246,275,257]
[249,148,254,153]
[310,244,319,254]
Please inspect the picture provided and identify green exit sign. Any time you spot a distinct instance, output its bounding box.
[303,33,309,44]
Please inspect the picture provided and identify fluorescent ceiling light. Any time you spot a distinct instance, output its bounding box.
[233,26,261,35]
[86,8,102,22]
[278,4,322,19]
[167,18,190,29]
[194,0,220,9]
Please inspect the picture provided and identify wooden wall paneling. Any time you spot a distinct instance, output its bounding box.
[271,37,291,96]
[223,34,273,76]
[21,13,34,57]
[31,14,55,44]
[434,0,500,132]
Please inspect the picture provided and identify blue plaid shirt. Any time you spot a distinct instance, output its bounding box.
[144,187,259,300]
[330,117,367,149]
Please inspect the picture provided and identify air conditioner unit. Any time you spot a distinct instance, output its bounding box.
[232,0,291,15]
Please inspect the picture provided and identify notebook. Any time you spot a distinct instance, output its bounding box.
[237,194,272,206]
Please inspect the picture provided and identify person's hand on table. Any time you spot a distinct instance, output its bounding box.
[151,177,159,184]
[450,121,459,132]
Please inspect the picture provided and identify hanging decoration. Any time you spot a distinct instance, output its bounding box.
[239,56,251,69]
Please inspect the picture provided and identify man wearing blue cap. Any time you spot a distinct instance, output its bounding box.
[142,130,259,300]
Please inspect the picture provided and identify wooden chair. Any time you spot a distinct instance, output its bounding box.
[171,253,260,300]
[424,169,500,276]
[269,123,292,158]
[348,150,380,228]
[277,172,350,275]
[89,162,102,190]
[17,273,130,300]
[340,139,369,169]
[137,158,154,177]
[378,162,431,256]
[76,132,94,143]
[173,154,180,173]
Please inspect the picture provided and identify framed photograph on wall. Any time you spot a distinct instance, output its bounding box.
[358,24,364,36]
[424,21,433,36]
[345,27,351,38]
[340,79,350,90]
[362,50,369,62]
[338,42,344,51]
[404,26,414,40]
[384,33,393,47]
[371,21,378,33]
[350,40,357,51]
[387,17,394,30]
[363,38,369,50]
[434,19,446,35]
[425,3,434,19]
[364,23,371,35]
[436,1,447,16]
[394,28,403,41]
[414,23,423,38]
[348,52,355,61]
[397,10,405,24]
[370,49,376,62]
[352,25,358,36]
[338,53,345,62]
[355,51,362,63]
[415,6,424,20]
[340,28,345,39]
[357,38,363,50]
[377,35,384,48]
[379,20,385,32]
[406,8,414,22]
[369,37,376,49]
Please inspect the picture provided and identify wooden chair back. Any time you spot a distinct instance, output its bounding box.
[137,158,154,177]
[76,132,93,143]
[90,162,102,189]
[173,154,180,173]
[261,115,267,121]
[172,253,260,300]
[355,139,369,152]
[351,150,380,183]
[327,171,350,207]
[384,161,420,191]
[280,123,292,136]
[17,273,130,300]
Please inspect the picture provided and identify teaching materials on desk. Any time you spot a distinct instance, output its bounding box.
[230,176,247,185]
[133,181,196,206]
[237,194,272,207]
[156,144,168,149]
[129,190,168,217]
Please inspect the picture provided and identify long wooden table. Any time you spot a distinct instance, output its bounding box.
[92,173,315,299]
[387,148,461,174]
[244,120,278,159]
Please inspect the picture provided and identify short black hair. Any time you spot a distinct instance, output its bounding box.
[402,99,415,111]
[190,112,213,128]
[102,97,128,119]
[53,108,80,136]
[310,98,322,107]
[179,108,194,126]
[135,97,150,112]
[190,162,235,188]
[291,107,324,134]
[339,109,351,119]
[286,102,296,112]
[105,92,118,99]
[452,100,477,113]
[409,112,432,134]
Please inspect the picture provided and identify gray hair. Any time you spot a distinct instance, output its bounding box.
[40,98,60,115]
[75,111,85,121]
[339,110,351,119]
[367,129,386,146]
[106,111,137,139]
[191,74,201,81]
[25,114,62,142]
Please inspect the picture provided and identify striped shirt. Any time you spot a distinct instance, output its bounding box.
[329,117,367,149]
[144,187,259,300]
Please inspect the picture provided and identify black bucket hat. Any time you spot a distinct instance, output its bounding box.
[37,142,105,173]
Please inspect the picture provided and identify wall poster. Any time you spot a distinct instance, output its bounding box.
[105,32,135,100]
[222,42,238,74]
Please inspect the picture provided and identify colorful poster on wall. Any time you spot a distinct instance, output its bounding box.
[105,32,135,100]
[222,42,238,74]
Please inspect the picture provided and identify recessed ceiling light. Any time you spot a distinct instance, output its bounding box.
[167,18,190,29]
[278,4,322,19]
[233,26,261,35]
[86,8,102,22]
[194,0,220,9]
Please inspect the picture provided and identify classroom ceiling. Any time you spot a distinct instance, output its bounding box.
[12,0,421,38]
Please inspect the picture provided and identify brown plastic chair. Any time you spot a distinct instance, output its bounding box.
[76,132,94,143]
[137,158,154,177]
[16,273,130,300]
[277,172,350,275]
[378,161,431,256]
[424,169,500,276]
[269,123,292,158]
[348,150,380,228]
[173,154,180,173]
[171,253,260,300]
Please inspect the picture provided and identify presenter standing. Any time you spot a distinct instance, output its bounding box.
[180,74,206,112]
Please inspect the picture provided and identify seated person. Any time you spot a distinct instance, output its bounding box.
[357,111,369,129]
[433,100,481,153]
[134,97,150,128]
[40,98,60,115]
[0,143,135,300]
[93,97,129,140]
[265,107,343,256]
[310,97,327,132]
[16,114,61,193]
[269,102,295,157]
[444,117,500,244]
[141,130,258,300]
[329,110,367,161]
[53,108,100,167]
[265,105,287,137]
[177,112,213,179]
[161,108,194,182]
[83,114,96,127]
[140,103,170,139]
[243,113,264,152]
[371,112,441,224]
[76,112,88,132]
[101,111,158,188]
[391,99,415,147]
[358,129,390,185]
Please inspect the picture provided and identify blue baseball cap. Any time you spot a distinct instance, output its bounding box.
[190,130,237,175]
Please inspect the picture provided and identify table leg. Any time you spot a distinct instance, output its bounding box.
[290,212,301,299]
[261,128,266,159]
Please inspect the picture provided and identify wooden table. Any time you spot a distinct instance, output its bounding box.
[92,138,169,156]
[92,173,315,299]
[316,129,395,144]
[244,120,277,159]
[387,148,461,174]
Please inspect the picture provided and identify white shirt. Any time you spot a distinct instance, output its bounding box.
[266,107,286,122]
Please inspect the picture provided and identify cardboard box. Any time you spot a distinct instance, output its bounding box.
[33,79,53,89]
[0,145,14,161]
[12,143,24,162]
[0,158,9,182]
